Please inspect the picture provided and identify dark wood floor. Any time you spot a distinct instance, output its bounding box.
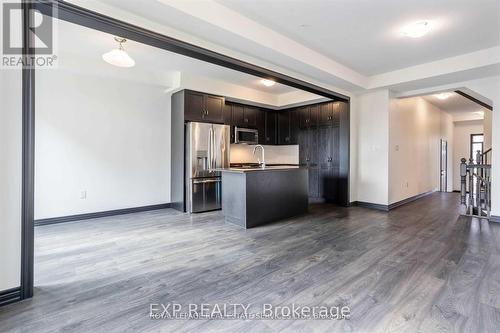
[1,193,499,332]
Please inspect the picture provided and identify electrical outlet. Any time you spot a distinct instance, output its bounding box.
[80,190,87,199]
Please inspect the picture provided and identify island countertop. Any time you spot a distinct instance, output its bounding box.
[219,166,302,173]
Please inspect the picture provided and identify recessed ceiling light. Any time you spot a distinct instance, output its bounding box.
[401,20,433,38]
[261,79,275,87]
[435,92,452,100]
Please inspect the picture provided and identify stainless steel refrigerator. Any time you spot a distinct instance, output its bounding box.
[186,122,230,213]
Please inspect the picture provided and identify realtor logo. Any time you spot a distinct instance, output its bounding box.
[1,1,58,68]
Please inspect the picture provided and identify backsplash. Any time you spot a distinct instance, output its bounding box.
[230,144,299,164]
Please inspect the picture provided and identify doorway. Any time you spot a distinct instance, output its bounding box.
[440,139,448,192]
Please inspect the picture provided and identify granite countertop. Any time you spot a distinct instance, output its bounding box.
[219,165,303,173]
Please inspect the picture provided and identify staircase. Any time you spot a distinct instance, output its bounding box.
[460,148,492,219]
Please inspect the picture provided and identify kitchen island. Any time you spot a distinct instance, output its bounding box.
[221,166,308,228]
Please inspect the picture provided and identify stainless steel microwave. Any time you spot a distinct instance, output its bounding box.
[233,127,259,144]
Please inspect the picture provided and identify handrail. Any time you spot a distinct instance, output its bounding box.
[482,148,492,156]
[460,157,491,219]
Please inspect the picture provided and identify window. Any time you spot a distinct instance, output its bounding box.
[470,134,484,164]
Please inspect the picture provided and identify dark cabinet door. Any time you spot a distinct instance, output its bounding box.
[185,91,205,121]
[243,106,258,127]
[278,111,290,145]
[319,102,334,126]
[204,95,224,123]
[223,103,232,125]
[289,109,299,144]
[320,167,338,201]
[309,105,319,128]
[298,129,308,166]
[257,109,266,144]
[318,126,334,168]
[308,127,318,166]
[299,106,310,129]
[265,111,277,145]
[308,167,320,198]
[232,104,245,126]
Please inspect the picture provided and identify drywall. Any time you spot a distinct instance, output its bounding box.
[354,90,389,205]
[389,96,453,204]
[0,71,22,291]
[35,70,171,219]
[230,144,299,165]
[441,111,454,192]
[453,120,484,191]
[484,109,492,151]
[396,76,499,214]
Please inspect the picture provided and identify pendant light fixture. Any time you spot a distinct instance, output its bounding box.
[102,37,135,68]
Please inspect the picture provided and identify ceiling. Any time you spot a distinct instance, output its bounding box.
[56,18,300,95]
[94,0,500,82]
[217,0,500,75]
[421,91,489,120]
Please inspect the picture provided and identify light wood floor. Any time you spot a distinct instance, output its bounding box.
[1,193,499,332]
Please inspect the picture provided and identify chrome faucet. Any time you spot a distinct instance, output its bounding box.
[253,145,266,168]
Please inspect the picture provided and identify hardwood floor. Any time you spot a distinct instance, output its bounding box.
[1,193,499,332]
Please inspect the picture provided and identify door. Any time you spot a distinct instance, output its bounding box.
[440,139,447,192]
[319,102,333,126]
[243,106,258,127]
[204,94,224,123]
[212,124,231,171]
[185,91,205,121]
[278,111,290,144]
[232,104,244,127]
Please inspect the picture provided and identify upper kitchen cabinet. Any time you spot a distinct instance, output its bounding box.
[228,103,259,128]
[299,105,319,129]
[278,109,298,145]
[319,102,334,126]
[257,110,277,145]
[243,106,258,127]
[184,90,225,123]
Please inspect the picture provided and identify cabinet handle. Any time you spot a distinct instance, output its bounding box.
[328,157,332,162]
[306,157,310,162]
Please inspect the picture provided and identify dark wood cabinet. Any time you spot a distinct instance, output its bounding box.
[231,104,244,126]
[243,106,257,127]
[262,111,277,145]
[184,90,224,123]
[223,103,232,125]
[319,102,334,126]
[226,103,259,128]
[278,110,298,145]
[185,91,205,122]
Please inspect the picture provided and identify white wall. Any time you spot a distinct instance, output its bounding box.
[35,70,171,219]
[441,111,454,192]
[398,76,500,215]
[452,120,484,191]
[230,144,299,165]
[0,71,22,290]
[354,90,390,205]
[388,96,453,204]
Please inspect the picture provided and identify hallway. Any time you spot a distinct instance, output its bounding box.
[0,193,499,332]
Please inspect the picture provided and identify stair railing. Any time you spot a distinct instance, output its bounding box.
[460,150,492,219]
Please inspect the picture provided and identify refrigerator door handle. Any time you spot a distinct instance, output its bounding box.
[207,127,213,172]
[211,127,216,170]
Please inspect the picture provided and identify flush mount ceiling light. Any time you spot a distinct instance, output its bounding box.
[401,20,432,38]
[261,79,276,87]
[435,92,453,100]
[102,37,135,68]
[475,111,485,116]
